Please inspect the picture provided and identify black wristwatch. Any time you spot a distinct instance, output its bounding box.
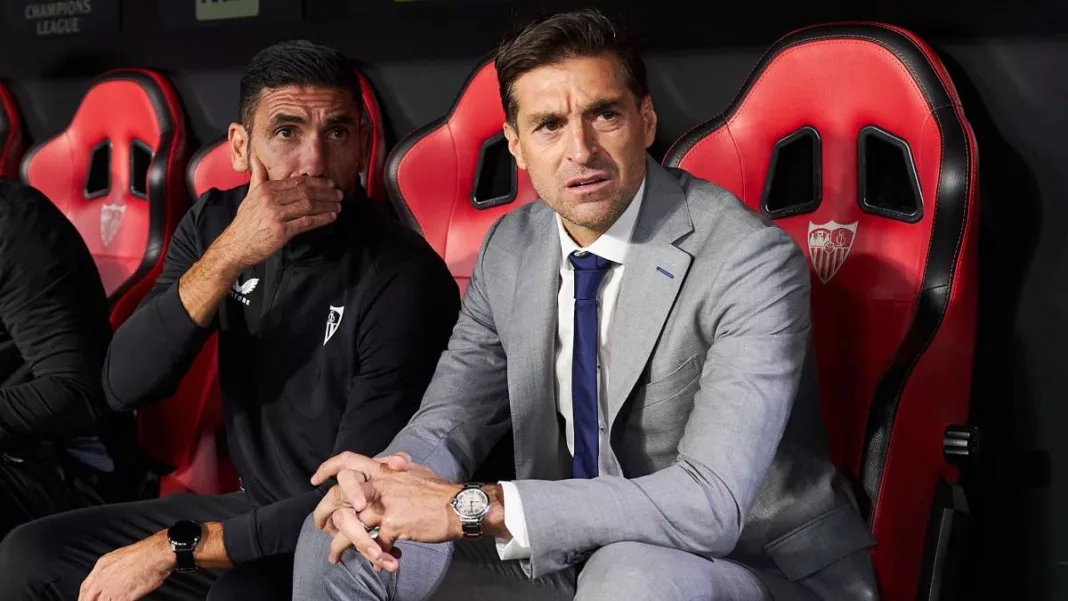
[167,520,202,573]
[450,483,491,539]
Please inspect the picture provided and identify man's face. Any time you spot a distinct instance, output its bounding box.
[503,54,657,241]
[228,85,363,194]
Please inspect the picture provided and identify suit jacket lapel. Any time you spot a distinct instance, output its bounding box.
[509,205,566,480]
[606,159,694,425]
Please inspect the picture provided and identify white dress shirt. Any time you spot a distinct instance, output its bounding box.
[495,179,646,561]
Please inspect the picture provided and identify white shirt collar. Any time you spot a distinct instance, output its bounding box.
[556,177,646,266]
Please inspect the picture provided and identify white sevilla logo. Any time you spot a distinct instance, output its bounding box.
[324,305,344,346]
[807,221,858,284]
[100,203,126,248]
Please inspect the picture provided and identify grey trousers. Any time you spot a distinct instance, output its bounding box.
[292,516,813,601]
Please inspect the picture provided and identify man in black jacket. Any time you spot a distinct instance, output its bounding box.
[0,180,132,540]
[0,41,459,600]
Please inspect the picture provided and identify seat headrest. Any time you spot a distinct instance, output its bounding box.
[187,70,388,204]
[0,82,22,179]
[21,69,187,297]
[386,61,538,294]
[666,23,975,260]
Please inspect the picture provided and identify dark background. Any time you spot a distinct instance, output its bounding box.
[1,0,1066,597]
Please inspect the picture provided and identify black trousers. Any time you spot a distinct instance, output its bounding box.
[0,490,294,601]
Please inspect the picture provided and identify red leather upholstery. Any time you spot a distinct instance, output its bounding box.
[187,70,389,205]
[0,83,23,179]
[386,61,539,296]
[137,335,238,496]
[665,23,978,601]
[21,69,189,329]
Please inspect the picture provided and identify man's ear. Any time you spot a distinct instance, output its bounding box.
[503,121,526,171]
[640,95,658,150]
[228,123,250,172]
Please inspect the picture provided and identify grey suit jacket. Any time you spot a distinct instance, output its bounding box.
[382,158,878,599]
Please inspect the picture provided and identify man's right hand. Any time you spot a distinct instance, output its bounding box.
[177,154,343,327]
[213,154,343,272]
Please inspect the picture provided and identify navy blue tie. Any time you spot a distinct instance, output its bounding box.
[570,251,614,478]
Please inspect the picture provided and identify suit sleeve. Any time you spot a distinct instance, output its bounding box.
[101,199,215,411]
[0,201,113,448]
[221,255,461,564]
[377,217,514,483]
[514,225,812,578]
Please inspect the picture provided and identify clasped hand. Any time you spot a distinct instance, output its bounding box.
[310,452,463,572]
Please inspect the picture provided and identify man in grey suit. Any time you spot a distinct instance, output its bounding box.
[293,9,878,600]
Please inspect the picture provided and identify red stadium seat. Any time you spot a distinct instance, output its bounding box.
[0,82,23,179]
[664,23,979,601]
[386,61,538,296]
[21,69,189,330]
[187,69,389,205]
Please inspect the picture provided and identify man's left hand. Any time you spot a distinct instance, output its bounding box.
[311,452,464,571]
[78,530,173,601]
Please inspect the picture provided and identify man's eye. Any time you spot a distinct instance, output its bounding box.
[538,121,561,133]
[599,110,619,121]
[275,127,294,139]
[327,128,349,140]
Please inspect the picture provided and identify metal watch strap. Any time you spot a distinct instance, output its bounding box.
[461,520,483,538]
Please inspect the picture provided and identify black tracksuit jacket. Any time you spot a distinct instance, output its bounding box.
[102,184,459,563]
[0,180,114,453]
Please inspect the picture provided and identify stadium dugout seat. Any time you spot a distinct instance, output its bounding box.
[385,59,537,481]
[664,22,979,601]
[0,82,23,179]
[187,69,389,206]
[385,60,539,296]
[21,69,189,329]
[18,69,213,497]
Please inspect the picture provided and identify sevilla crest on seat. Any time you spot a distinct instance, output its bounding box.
[186,69,389,207]
[664,23,979,601]
[385,60,539,296]
[0,82,22,179]
[21,69,189,329]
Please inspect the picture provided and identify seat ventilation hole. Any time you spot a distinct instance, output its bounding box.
[130,139,153,199]
[471,133,517,210]
[761,126,822,218]
[84,140,111,199]
[858,125,923,223]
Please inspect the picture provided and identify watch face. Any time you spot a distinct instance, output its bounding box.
[453,488,490,518]
[168,520,202,546]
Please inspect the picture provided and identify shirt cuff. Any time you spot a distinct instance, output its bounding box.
[221,510,261,565]
[494,481,532,561]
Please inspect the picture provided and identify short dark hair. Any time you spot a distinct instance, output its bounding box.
[494,9,648,127]
[239,40,362,128]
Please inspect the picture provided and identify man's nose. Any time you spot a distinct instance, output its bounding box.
[297,137,328,178]
[566,120,597,165]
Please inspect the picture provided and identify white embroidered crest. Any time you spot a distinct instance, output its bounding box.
[324,305,344,346]
[807,221,858,283]
[100,203,126,248]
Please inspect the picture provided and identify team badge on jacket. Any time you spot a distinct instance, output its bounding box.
[100,202,126,248]
[807,220,857,284]
[324,305,344,346]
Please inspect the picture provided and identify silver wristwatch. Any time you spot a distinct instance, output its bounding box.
[450,483,491,539]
